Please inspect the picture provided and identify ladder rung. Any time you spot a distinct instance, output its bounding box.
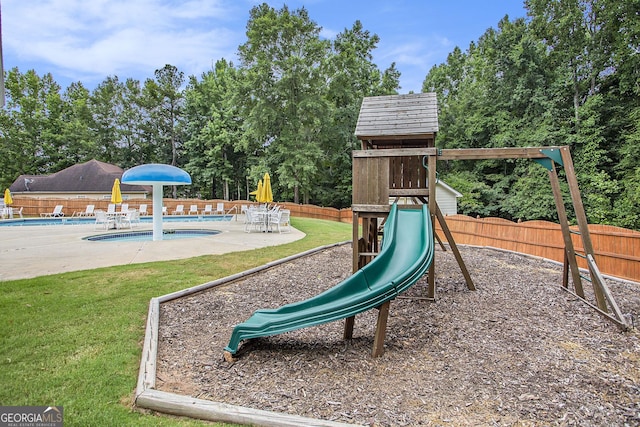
[569,229,581,235]
[359,252,378,257]
[580,274,592,282]
[574,252,587,259]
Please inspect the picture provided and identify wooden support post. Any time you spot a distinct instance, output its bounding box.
[343,316,355,340]
[548,162,585,298]
[562,251,570,289]
[435,204,475,291]
[435,231,447,251]
[559,147,606,309]
[352,211,359,273]
[372,301,391,357]
[427,154,437,299]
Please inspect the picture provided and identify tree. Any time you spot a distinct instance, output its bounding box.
[317,21,399,208]
[59,82,97,166]
[237,4,330,204]
[141,65,185,197]
[183,59,245,200]
[0,68,65,185]
[141,64,185,167]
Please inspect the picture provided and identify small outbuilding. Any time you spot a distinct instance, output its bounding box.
[9,159,151,200]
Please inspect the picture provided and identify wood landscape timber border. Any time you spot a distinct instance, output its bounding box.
[134,241,361,427]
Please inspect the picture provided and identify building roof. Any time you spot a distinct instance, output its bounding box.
[354,93,439,140]
[9,159,151,194]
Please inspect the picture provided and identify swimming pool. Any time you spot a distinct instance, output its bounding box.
[0,215,234,227]
[84,229,221,242]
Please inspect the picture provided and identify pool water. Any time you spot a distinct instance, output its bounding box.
[83,229,221,242]
[0,215,233,227]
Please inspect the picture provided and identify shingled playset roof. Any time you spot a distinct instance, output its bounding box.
[354,92,439,140]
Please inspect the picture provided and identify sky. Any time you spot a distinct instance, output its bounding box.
[1,0,528,94]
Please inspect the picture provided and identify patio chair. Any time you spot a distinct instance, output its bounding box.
[215,202,225,215]
[13,206,24,219]
[189,204,199,215]
[40,205,64,218]
[244,207,266,233]
[162,206,168,215]
[120,203,129,212]
[107,204,116,214]
[271,209,291,233]
[172,205,185,215]
[203,204,213,215]
[0,205,8,219]
[94,210,115,230]
[118,210,138,229]
[139,204,148,215]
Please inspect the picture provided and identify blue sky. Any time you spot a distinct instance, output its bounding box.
[2,0,528,93]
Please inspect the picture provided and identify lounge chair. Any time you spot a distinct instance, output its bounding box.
[13,207,24,219]
[202,204,213,215]
[94,210,115,230]
[41,205,64,218]
[162,206,168,215]
[74,204,95,217]
[188,204,199,215]
[107,204,116,214]
[139,204,148,215]
[120,203,129,212]
[172,205,185,215]
[215,203,225,215]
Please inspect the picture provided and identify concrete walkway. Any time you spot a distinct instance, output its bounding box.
[0,216,304,281]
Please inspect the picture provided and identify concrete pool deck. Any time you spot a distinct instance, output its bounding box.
[0,216,305,281]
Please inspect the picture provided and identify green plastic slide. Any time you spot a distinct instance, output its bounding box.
[224,203,434,355]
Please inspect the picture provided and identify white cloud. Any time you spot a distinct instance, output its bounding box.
[3,0,243,83]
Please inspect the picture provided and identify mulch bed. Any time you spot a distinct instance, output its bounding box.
[156,244,640,426]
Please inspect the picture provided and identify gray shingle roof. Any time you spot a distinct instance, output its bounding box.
[355,93,439,139]
[9,159,151,193]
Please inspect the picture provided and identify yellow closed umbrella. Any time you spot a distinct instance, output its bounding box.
[254,179,263,202]
[111,179,123,204]
[261,173,273,204]
[4,188,13,205]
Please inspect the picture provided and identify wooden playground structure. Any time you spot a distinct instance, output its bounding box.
[350,93,630,357]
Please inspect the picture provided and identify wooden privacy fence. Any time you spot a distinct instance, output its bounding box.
[8,197,638,282]
[436,215,640,283]
[9,197,354,223]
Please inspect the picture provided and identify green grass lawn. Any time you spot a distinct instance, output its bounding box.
[0,217,352,426]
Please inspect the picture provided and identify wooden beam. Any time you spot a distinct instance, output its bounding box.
[352,204,391,213]
[353,148,437,158]
[437,146,565,160]
[389,189,429,196]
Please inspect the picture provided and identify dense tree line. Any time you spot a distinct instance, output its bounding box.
[1,1,638,228]
[0,4,398,207]
[424,0,639,229]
